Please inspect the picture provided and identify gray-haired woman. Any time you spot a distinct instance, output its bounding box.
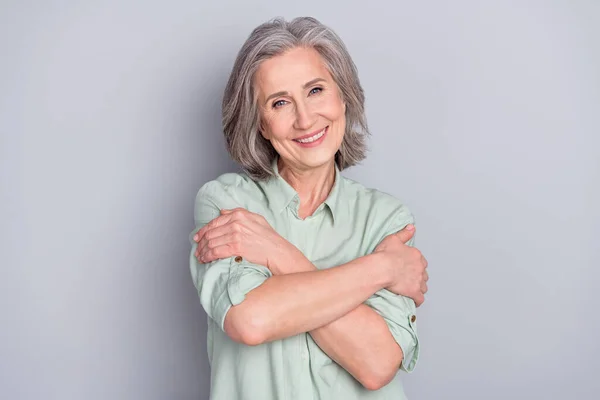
[190,16,429,400]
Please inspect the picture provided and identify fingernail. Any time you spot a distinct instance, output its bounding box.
[406,224,414,230]
[193,234,198,241]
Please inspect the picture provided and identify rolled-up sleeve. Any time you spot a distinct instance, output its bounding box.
[365,288,420,372]
[364,204,420,372]
[189,181,272,331]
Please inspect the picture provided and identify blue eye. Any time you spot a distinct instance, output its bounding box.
[309,87,323,95]
[272,100,287,108]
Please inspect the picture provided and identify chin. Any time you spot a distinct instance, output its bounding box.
[278,138,342,170]
[298,151,338,170]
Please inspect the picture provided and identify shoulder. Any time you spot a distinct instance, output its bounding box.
[341,176,415,244]
[195,172,257,202]
[342,175,414,224]
[194,172,262,222]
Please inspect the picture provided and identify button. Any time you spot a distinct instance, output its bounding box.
[234,256,242,263]
[410,315,417,323]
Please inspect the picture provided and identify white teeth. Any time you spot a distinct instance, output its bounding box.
[295,128,326,143]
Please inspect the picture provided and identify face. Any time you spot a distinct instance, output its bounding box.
[254,47,346,172]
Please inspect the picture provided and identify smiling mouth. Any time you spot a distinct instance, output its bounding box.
[293,127,328,143]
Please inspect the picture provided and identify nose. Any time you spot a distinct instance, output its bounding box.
[293,100,316,131]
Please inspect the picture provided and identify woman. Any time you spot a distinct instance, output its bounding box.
[190,17,429,400]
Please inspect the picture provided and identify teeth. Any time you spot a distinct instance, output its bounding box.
[296,128,326,143]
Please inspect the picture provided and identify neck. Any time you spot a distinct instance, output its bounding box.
[277,158,336,219]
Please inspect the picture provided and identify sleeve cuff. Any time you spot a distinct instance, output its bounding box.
[388,309,420,373]
[365,289,420,373]
[212,257,272,331]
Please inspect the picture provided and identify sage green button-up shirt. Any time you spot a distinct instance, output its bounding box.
[190,159,420,400]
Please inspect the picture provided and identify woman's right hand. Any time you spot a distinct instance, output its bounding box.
[373,225,429,306]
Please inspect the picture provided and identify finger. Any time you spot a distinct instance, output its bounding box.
[198,232,237,261]
[197,232,222,260]
[220,207,245,215]
[421,255,428,269]
[197,215,245,257]
[197,225,230,258]
[200,244,236,264]
[414,292,425,308]
[198,222,235,250]
[224,207,264,224]
[194,213,235,241]
[394,224,415,244]
[421,282,428,294]
[424,270,429,282]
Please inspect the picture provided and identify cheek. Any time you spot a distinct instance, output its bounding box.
[262,112,292,141]
[320,93,346,120]
[335,115,347,143]
[331,99,347,139]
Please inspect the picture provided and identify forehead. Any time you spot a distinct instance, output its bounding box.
[254,47,332,95]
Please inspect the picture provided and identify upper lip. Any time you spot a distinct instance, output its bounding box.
[294,126,327,140]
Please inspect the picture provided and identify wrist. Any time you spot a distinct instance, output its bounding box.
[269,241,315,275]
[368,252,393,288]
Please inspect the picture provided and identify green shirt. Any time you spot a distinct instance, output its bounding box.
[189,158,420,400]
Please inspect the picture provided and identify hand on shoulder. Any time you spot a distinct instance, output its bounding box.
[193,207,304,274]
[374,224,429,306]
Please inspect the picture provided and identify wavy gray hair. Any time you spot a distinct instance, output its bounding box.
[222,16,369,180]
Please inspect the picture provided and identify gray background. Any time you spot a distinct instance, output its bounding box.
[1,1,598,399]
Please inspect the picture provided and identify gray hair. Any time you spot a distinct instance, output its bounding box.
[222,16,369,180]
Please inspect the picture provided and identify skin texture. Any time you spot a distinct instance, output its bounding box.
[255,47,346,178]
[193,47,429,390]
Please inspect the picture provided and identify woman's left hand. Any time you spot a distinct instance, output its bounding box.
[193,207,292,270]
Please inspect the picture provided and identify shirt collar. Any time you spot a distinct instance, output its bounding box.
[260,157,347,223]
[260,158,298,215]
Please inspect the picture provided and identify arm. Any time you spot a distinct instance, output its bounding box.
[310,302,405,390]
[192,184,422,388]
[190,182,394,346]
[274,255,405,391]
[271,217,421,390]
[311,215,422,388]
[223,252,391,345]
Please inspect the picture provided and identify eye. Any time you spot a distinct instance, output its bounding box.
[309,87,323,95]
[272,99,287,109]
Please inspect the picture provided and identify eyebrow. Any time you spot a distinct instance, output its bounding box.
[264,78,327,105]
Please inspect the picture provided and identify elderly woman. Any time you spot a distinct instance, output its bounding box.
[190,17,428,400]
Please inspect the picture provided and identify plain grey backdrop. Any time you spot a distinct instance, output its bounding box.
[1,0,598,399]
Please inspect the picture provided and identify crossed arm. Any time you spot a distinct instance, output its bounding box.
[191,193,426,390]
[264,247,411,390]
